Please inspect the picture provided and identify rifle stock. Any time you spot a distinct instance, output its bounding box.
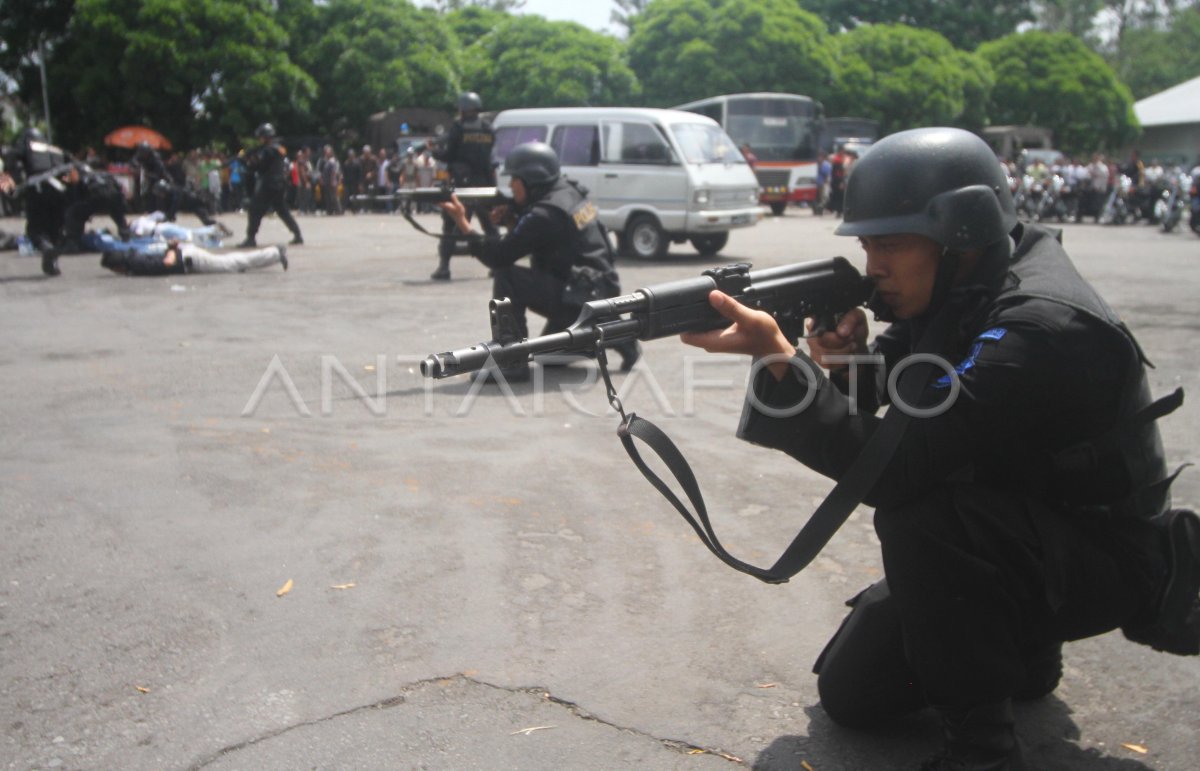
[422,257,873,379]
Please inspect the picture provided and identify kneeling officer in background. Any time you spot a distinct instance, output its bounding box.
[439,141,640,380]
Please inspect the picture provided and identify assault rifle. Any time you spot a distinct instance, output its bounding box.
[393,185,509,207]
[421,257,872,379]
[17,162,79,194]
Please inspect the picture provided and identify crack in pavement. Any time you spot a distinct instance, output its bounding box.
[186,672,747,768]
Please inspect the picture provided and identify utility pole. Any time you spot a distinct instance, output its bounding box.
[38,37,52,143]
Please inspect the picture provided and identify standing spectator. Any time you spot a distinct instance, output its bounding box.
[813,152,831,216]
[397,148,419,215]
[318,145,342,215]
[739,142,758,166]
[295,148,315,215]
[227,150,247,212]
[1087,153,1110,222]
[416,146,436,212]
[386,148,403,213]
[827,144,849,217]
[342,149,361,213]
[361,145,379,207]
[376,148,392,210]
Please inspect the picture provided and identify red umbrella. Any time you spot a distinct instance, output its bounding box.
[103,125,173,151]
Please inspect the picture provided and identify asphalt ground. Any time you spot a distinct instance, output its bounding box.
[1,206,1198,771]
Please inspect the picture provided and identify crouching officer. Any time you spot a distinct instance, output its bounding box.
[681,127,1196,769]
[439,141,640,380]
[430,91,497,280]
[6,128,68,275]
[62,163,132,249]
[239,123,302,248]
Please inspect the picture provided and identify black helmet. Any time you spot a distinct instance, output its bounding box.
[835,127,1017,251]
[457,92,483,114]
[504,141,560,186]
[255,122,276,140]
[21,127,46,144]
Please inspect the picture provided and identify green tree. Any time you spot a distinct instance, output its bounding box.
[1029,0,1107,39]
[798,0,1034,49]
[829,25,994,134]
[0,0,74,133]
[977,31,1138,152]
[458,15,640,110]
[50,0,315,150]
[627,0,835,107]
[298,0,461,137]
[1115,7,1200,97]
[611,0,652,35]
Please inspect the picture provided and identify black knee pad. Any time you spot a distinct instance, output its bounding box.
[813,580,925,728]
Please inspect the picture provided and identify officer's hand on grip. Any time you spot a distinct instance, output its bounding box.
[680,290,797,381]
[805,307,869,372]
[437,194,471,234]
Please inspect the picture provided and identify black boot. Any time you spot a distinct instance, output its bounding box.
[1123,508,1200,655]
[430,256,451,281]
[919,700,1026,771]
[237,237,257,248]
[40,248,60,277]
[1014,640,1062,701]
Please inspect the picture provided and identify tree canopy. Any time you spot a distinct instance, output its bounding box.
[977,31,1139,152]
[626,0,836,106]
[457,15,640,110]
[829,24,994,134]
[51,0,316,150]
[799,0,1035,50]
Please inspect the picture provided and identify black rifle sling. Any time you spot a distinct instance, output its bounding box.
[611,302,962,584]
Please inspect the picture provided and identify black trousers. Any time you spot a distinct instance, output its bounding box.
[246,186,301,241]
[491,265,576,338]
[814,485,1165,726]
[25,188,64,250]
[65,191,129,243]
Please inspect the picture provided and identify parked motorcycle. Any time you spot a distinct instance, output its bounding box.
[1099,175,1135,225]
[1034,174,1074,223]
[1190,169,1200,236]
[1156,169,1191,233]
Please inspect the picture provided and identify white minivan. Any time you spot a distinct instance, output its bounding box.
[490,107,764,259]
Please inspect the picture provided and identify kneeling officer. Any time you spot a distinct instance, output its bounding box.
[439,141,640,380]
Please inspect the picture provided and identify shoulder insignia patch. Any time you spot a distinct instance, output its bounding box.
[933,328,1007,389]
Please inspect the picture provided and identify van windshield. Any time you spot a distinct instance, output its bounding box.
[670,123,745,165]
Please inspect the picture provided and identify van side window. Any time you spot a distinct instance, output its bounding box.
[551,125,599,166]
[616,122,675,165]
[492,126,548,166]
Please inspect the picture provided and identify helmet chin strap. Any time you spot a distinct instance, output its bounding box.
[865,245,960,325]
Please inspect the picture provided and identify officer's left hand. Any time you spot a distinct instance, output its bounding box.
[680,290,796,380]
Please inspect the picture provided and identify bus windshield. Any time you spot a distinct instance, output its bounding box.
[725,97,818,162]
[670,123,745,165]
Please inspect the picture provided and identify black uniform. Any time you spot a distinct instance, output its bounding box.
[432,116,498,271]
[738,223,1175,721]
[63,166,131,245]
[466,177,636,362]
[8,134,68,253]
[243,139,302,246]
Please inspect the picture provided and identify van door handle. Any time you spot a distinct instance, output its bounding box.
[604,173,619,178]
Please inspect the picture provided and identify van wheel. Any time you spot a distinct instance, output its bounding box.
[769,202,787,216]
[689,232,728,257]
[625,215,668,259]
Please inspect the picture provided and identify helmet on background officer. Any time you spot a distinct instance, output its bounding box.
[255,123,277,142]
[457,92,483,119]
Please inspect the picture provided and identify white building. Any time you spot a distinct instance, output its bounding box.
[1131,75,1200,167]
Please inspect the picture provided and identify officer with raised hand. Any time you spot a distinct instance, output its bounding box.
[238,123,303,249]
[439,141,640,380]
[681,127,1197,770]
[430,91,497,280]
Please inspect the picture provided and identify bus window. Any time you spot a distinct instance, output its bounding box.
[726,97,817,162]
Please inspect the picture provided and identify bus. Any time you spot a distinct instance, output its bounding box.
[674,92,823,215]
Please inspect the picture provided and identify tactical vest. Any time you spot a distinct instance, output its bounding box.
[453,118,495,185]
[22,140,67,175]
[532,178,618,292]
[993,224,1177,518]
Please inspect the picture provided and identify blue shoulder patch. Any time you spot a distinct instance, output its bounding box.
[933,328,1008,389]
